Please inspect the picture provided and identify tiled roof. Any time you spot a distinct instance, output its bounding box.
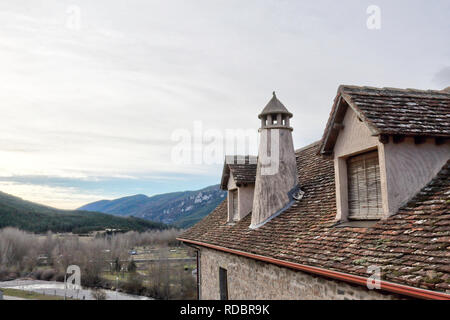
[181,142,450,294]
[220,156,257,190]
[320,85,450,154]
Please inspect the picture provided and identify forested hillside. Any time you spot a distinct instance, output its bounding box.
[79,185,226,228]
[0,191,167,233]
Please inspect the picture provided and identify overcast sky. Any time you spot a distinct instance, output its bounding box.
[0,0,448,209]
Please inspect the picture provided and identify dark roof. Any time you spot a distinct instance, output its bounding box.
[320,85,450,154]
[220,155,257,190]
[258,92,293,119]
[181,142,450,294]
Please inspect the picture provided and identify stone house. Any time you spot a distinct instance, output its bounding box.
[178,85,450,300]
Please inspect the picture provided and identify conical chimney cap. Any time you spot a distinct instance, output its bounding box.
[258,92,293,119]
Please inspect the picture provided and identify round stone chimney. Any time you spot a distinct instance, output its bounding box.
[250,92,299,229]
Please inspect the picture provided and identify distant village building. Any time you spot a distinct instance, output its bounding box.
[179,85,450,300]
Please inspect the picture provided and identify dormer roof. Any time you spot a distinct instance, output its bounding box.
[220,155,257,190]
[319,85,450,155]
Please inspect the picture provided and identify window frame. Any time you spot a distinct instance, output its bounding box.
[219,267,228,300]
[346,150,383,220]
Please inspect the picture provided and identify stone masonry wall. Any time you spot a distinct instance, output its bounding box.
[199,247,400,300]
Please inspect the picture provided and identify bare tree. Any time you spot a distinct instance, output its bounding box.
[91,289,107,300]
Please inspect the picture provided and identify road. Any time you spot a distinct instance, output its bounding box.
[3,296,27,300]
[0,279,152,300]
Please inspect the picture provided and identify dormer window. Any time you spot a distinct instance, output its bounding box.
[320,97,390,222]
[320,86,450,223]
[347,150,382,220]
[220,155,257,223]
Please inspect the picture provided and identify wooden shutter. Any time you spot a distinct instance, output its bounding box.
[219,267,228,300]
[231,190,238,220]
[347,150,383,220]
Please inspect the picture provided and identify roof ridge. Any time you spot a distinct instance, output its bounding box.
[339,84,450,97]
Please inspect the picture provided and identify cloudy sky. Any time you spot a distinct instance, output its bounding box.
[0,0,448,209]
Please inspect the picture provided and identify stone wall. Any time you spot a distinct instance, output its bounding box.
[199,247,400,300]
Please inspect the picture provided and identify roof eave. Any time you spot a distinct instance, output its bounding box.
[220,162,230,190]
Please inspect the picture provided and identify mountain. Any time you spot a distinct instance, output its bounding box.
[0,191,167,234]
[78,185,227,228]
